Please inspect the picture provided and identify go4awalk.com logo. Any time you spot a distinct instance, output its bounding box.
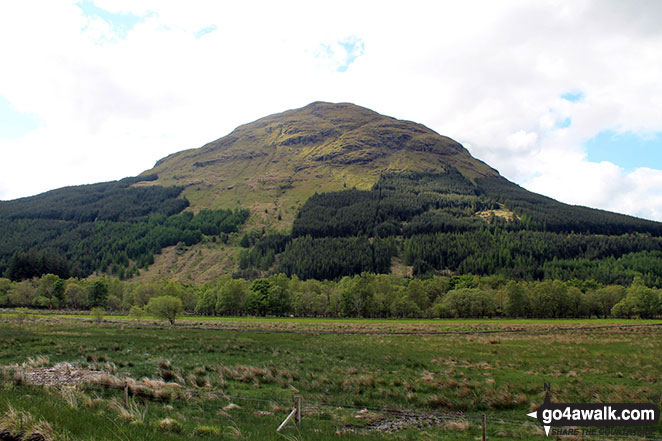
[526,384,659,437]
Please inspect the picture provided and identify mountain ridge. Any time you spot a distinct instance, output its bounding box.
[3,101,662,284]
[142,101,499,229]
[152,101,495,170]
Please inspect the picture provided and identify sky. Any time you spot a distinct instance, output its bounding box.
[1,1,662,221]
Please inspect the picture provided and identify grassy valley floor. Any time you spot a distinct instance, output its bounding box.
[0,314,660,440]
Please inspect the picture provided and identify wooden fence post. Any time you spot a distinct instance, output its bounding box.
[294,396,302,427]
[276,395,302,432]
[482,414,487,441]
[124,380,129,407]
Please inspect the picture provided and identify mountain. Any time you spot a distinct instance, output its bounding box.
[143,101,498,227]
[3,102,662,285]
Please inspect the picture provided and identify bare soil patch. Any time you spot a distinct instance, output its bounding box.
[21,363,104,387]
[347,409,468,433]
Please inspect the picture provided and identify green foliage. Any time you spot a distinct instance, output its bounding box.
[404,231,662,283]
[194,286,218,316]
[216,278,249,315]
[391,294,422,318]
[612,284,662,318]
[0,175,249,280]
[7,280,37,307]
[2,272,662,319]
[292,171,495,239]
[405,279,429,311]
[542,251,662,286]
[340,273,376,317]
[593,285,626,318]
[5,251,71,281]
[89,280,108,308]
[129,305,145,319]
[147,296,183,324]
[476,176,662,236]
[64,282,88,309]
[256,170,662,283]
[432,288,497,318]
[503,281,526,317]
[0,277,10,295]
[246,274,292,316]
[278,236,395,280]
[90,307,105,323]
[0,175,171,221]
[238,232,289,271]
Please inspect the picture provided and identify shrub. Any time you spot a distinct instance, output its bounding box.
[129,305,145,319]
[147,296,183,325]
[90,307,105,323]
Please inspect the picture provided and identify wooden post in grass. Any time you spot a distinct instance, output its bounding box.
[277,408,296,432]
[124,380,129,407]
[294,396,302,427]
[277,396,302,432]
[482,414,487,441]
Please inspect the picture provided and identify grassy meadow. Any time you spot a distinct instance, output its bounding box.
[0,314,661,440]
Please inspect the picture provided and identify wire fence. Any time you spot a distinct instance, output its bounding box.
[4,313,661,439]
[4,361,661,441]
[199,390,662,441]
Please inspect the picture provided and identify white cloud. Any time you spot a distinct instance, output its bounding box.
[506,130,539,153]
[524,158,629,210]
[0,1,661,222]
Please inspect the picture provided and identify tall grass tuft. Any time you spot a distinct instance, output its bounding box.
[108,397,147,423]
[0,405,54,441]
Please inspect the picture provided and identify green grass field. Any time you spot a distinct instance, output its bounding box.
[0,314,660,440]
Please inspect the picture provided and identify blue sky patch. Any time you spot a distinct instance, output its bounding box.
[0,96,40,139]
[316,37,365,72]
[194,25,217,39]
[561,90,584,102]
[585,130,662,171]
[555,117,572,129]
[77,0,150,38]
[336,36,364,72]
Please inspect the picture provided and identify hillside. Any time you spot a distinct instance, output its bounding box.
[143,101,498,226]
[3,101,662,285]
[0,176,249,280]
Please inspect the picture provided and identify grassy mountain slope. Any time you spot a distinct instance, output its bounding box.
[3,101,662,284]
[144,101,498,226]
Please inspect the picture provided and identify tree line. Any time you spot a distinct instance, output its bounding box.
[403,231,662,282]
[0,175,249,280]
[241,170,662,282]
[475,176,662,236]
[293,171,662,240]
[2,272,660,319]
